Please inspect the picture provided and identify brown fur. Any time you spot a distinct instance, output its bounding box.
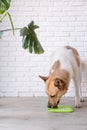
[65,46,80,67]
[39,61,70,108]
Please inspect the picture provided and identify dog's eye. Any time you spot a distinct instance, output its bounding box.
[50,95,56,98]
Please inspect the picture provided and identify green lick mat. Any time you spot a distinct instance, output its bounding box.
[48,106,74,113]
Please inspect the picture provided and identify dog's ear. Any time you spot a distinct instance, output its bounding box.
[39,75,48,82]
[54,78,65,89]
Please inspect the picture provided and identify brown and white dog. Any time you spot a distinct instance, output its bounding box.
[39,46,87,108]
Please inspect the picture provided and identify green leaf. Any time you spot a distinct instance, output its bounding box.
[37,42,44,54]
[28,21,34,29]
[29,38,33,53]
[34,42,38,54]
[22,36,29,49]
[20,27,29,37]
[34,40,44,54]
[28,21,39,30]
[31,31,44,54]
[32,25,39,30]
[1,0,10,9]
[20,21,44,54]
[0,0,11,14]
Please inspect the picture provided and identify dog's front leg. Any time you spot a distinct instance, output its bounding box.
[72,77,82,108]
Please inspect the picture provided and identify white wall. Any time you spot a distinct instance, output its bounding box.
[0,0,87,97]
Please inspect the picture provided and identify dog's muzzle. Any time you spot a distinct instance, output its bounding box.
[47,100,60,108]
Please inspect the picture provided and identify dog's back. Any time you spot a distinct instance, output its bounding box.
[50,46,81,78]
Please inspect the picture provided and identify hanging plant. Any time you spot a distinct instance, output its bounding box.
[20,21,44,54]
[0,1,44,54]
[0,0,14,35]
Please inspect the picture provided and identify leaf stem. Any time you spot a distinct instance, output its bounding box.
[7,12,14,35]
[0,28,21,33]
[0,11,7,22]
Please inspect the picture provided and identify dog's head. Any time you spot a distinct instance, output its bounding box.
[39,70,70,108]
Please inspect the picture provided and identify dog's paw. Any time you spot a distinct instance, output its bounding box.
[75,102,82,108]
[80,98,84,102]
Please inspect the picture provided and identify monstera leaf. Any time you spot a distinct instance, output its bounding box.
[20,21,44,54]
[0,0,11,14]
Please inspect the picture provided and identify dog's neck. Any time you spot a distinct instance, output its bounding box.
[49,60,70,85]
[49,61,61,81]
[50,69,54,74]
[50,60,60,75]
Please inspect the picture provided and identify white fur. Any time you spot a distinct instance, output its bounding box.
[50,46,87,107]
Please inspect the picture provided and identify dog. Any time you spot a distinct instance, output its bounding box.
[39,46,87,108]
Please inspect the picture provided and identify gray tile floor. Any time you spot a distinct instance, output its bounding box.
[0,97,87,130]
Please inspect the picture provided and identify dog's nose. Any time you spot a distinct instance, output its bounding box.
[57,100,60,105]
[47,102,51,108]
[47,100,60,108]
